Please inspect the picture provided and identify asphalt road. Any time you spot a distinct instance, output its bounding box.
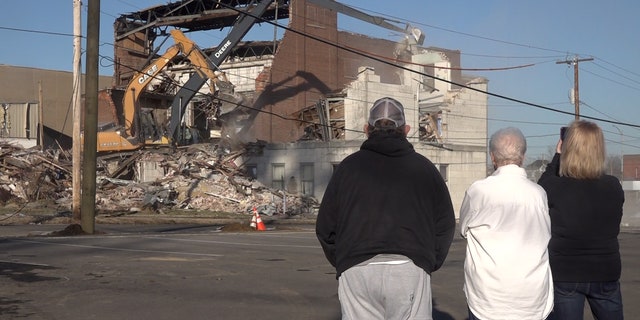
[0,224,638,320]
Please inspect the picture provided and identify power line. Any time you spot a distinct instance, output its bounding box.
[215,4,640,129]
[342,44,540,71]
[0,26,73,37]
[582,68,640,92]
[595,57,640,80]
[580,101,623,123]
[344,3,584,56]
[591,62,640,86]
[3,6,640,135]
[99,1,640,134]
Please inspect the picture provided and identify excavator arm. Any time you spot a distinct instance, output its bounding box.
[97,29,222,152]
[307,0,424,56]
[166,0,422,145]
[168,0,274,145]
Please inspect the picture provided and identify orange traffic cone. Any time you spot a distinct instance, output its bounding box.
[254,207,266,231]
[249,209,257,229]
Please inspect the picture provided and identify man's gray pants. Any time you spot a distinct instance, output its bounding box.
[338,254,432,320]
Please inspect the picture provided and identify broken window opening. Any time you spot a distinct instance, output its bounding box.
[418,103,445,144]
[296,97,345,141]
[439,164,449,182]
[271,163,285,190]
[300,163,314,196]
[245,164,257,180]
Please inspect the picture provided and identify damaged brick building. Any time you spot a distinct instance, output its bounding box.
[1,0,489,217]
[121,0,487,216]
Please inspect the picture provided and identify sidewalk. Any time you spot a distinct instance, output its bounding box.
[0,210,318,238]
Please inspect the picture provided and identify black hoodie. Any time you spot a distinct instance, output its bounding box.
[316,132,456,278]
[538,153,624,282]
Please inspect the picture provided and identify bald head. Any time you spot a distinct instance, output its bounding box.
[489,127,527,167]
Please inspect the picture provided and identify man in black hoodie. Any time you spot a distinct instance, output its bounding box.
[316,97,456,320]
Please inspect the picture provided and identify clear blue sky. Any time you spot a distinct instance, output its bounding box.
[1,0,639,159]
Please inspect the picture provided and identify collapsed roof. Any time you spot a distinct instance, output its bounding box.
[114,0,291,40]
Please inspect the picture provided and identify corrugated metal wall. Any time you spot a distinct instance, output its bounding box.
[0,102,39,139]
[0,65,113,139]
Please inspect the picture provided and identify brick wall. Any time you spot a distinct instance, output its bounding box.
[623,154,640,180]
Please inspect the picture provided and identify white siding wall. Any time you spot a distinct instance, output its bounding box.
[242,141,486,219]
[241,66,489,219]
[445,80,488,147]
[223,59,273,93]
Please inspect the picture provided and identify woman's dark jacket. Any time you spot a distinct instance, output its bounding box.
[538,153,624,282]
[315,132,456,278]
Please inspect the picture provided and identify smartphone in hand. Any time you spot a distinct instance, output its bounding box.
[560,127,568,141]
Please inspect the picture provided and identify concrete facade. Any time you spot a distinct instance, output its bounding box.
[237,0,465,144]
[242,66,488,217]
[157,2,489,218]
[244,141,487,218]
[0,0,489,219]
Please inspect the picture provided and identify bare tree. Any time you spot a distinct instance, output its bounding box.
[606,154,623,180]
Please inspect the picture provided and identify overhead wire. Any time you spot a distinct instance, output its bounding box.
[92,1,640,148]
[581,68,640,92]
[591,62,640,86]
[336,3,640,139]
[0,26,73,37]
[215,2,640,130]
[342,44,540,71]
[344,3,584,56]
[595,57,640,80]
[2,3,640,147]
[0,10,632,170]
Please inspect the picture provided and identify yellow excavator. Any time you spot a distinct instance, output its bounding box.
[96,29,229,152]
[98,0,274,153]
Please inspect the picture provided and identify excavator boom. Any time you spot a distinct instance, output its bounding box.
[97,29,224,152]
[168,0,274,145]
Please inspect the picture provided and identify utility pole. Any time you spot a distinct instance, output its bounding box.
[82,0,100,234]
[613,125,623,179]
[72,0,82,222]
[556,56,593,120]
[38,81,43,148]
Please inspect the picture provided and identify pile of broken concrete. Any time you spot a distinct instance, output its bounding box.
[0,142,318,220]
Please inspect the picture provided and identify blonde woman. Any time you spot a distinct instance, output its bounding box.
[538,120,624,320]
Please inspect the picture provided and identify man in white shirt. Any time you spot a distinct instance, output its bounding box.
[460,127,553,320]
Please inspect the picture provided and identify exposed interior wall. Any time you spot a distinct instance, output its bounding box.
[245,139,486,219]
[443,79,489,147]
[113,26,155,87]
[244,64,488,218]
[247,0,340,143]
[243,0,467,144]
[343,67,415,140]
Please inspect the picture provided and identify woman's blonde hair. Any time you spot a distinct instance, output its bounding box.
[559,120,606,179]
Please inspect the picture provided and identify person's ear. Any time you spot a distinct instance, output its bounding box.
[404,125,411,135]
[490,152,497,169]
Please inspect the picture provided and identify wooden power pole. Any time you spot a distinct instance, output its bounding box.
[556,56,594,120]
[72,0,82,222]
[82,0,100,234]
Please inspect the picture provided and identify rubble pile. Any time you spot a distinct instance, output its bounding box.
[0,142,317,217]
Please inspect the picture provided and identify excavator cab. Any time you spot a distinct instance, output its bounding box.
[96,29,228,153]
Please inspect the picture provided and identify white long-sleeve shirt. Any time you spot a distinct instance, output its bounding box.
[460,164,553,320]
